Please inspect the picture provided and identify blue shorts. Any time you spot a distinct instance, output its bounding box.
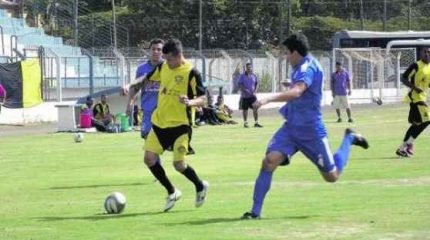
[266,122,336,172]
[141,110,154,139]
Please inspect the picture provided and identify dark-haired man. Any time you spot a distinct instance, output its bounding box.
[331,62,353,123]
[125,39,209,212]
[135,38,164,139]
[238,63,263,128]
[241,33,369,219]
[395,47,430,157]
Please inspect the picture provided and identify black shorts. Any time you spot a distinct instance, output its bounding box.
[239,96,257,110]
[408,102,430,125]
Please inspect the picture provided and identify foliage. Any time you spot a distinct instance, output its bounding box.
[23,0,430,49]
[257,71,273,93]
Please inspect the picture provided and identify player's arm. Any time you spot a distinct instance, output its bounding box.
[401,63,422,93]
[125,75,148,115]
[253,82,307,109]
[180,68,207,107]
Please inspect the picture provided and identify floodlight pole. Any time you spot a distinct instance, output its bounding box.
[112,0,117,49]
[198,0,202,51]
[383,0,387,31]
[408,0,412,30]
[359,0,364,30]
[74,0,79,46]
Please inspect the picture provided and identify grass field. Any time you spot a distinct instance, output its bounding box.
[0,103,429,240]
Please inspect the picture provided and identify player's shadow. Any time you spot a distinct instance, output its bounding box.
[48,182,149,190]
[35,210,193,222]
[168,215,315,226]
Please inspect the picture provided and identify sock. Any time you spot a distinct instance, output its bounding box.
[251,169,273,216]
[405,136,414,145]
[334,133,354,173]
[181,165,204,192]
[402,125,415,142]
[149,161,175,194]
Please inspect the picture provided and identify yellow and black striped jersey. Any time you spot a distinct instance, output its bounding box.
[403,60,430,103]
[147,60,205,128]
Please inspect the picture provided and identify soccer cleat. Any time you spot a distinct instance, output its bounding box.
[337,118,342,123]
[195,180,209,208]
[164,189,182,212]
[241,212,261,220]
[348,118,354,123]
[345,128,369,149]
[395,149,410,158]
[254,123,263,128]
[405,143,414,156]
[244,122,249,128]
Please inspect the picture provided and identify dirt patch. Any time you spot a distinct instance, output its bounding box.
[0,122,58,137]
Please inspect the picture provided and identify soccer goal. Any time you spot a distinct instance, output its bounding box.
[333,47,416,104]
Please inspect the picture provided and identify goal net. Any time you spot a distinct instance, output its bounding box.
[333,47,416,103]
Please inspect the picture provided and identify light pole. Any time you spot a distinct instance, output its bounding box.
[74,0,79,46]
[112,0,117,49]
[198,0,202,51]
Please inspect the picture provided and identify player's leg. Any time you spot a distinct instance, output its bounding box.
[297,129,368,182]
[333,96,342,122]
[242,123,296,219]
[344,96,353,122]
[330,128,368,179]
[172,133,208,208]
[397,103,429,157]
[242,101,249,128]
[251,96,263,127]
[144,130,180,211]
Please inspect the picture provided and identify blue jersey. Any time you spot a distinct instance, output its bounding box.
[279,55,326,139]
[135,61,161,112]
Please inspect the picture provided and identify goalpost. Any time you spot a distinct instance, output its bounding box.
[333,46,417,104]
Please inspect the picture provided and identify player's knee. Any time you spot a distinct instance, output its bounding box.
[262,158,279,171]
[143,153,158,167]
[173,161,186,172]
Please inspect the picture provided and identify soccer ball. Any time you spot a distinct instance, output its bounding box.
[104,192,126,214]
[74,132,84,143]
[373,97,383,105]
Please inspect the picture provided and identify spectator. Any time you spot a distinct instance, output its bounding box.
[215,95,237,124]
[93,94,114,126]
[238,63,263,128]
[195,91,222,125]
[331,62,353,123]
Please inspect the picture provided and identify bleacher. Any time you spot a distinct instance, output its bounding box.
[0,8,120,93]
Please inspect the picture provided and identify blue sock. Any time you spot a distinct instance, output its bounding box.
[251,169,273,216]
[334,133,354,172]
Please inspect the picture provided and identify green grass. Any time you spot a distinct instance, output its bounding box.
[1,103,430,240]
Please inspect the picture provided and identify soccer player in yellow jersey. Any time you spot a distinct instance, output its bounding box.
[396,47,430,157]
[125,39,209,212]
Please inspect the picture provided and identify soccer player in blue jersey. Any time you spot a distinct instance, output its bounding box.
[135,38,164,138]
[241,33,369,219]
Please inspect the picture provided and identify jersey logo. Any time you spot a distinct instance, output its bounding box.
[175,75,184,84]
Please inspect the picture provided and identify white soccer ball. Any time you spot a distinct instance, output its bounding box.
[104,192,126,214]
[74,132,84,143]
